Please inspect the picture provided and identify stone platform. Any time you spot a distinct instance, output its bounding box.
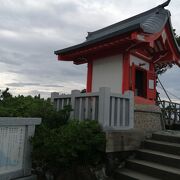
[106,104,163,153]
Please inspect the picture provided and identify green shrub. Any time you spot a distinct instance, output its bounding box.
[31,120,106,176]
[0,88,72,128]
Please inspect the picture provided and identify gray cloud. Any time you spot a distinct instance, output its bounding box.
[0,0,180,99]
[43,84,64,87]
[6,82,64,88]
[6,82,40,87]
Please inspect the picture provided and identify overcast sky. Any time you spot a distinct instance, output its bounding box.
[0,0,180,100]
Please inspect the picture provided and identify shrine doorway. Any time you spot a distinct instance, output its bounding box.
[135,68,147,98]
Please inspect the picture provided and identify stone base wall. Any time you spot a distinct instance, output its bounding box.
[134,104,164,136]
[106,104,164,153]
[106,129,145,153]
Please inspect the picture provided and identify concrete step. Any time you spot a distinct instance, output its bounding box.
[126,159,180,180]
[143,139,180,155]
[152,131,180,143]
[137,149,180,168]
[114,168,160,180]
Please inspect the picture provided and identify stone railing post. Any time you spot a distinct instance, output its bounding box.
[124,90,134,128]
[98,87,111,128]
[70,90,81,119]
[50,92,59,103]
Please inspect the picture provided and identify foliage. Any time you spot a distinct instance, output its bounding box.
[0,88,71,128]
[0,88,106,178]
[31,120,106,176]
[155,63,174,75]
[174,29,180,46]
[176,36,180,46]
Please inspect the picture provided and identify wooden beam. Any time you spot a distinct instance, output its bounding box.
[122,53,130,93]
[86,61,93,92]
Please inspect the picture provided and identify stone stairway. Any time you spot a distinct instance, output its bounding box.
[114,131,180,180]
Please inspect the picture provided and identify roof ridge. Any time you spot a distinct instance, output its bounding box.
[158,0,171,8]
[86,1,170,40]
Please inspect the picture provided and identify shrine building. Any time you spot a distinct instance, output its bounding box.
[54,0,180,105]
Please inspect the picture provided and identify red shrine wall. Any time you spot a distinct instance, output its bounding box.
[86,52,156,104]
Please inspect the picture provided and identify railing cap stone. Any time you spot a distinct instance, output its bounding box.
[0,117,42,126]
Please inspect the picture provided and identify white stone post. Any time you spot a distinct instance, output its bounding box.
[50,92,59,103]
[98,87,111,128]
[70,90,81,119]
[124,90,134,129]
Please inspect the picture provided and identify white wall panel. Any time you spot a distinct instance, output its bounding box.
[92,55,123,93]
[130,55,149,70]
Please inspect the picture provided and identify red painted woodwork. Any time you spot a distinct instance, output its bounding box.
[165,25,180,61]
[131,51,152,62]
[147,71,156,100]
[86,61,93,92]
[122,53,130,93]
[87,43,131,62]
[130,62,156,103]
[135,96,155,105]
[131,63,135,92]
[58,33,134,63]
[131,31,162,46]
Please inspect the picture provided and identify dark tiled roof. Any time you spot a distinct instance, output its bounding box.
[86,8,169,42]
[55,0,179,55]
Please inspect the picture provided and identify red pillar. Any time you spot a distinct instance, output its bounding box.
[122,53,130,94]
[86,61,93,92]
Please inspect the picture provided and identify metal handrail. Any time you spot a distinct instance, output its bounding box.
[157,100,180,129]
